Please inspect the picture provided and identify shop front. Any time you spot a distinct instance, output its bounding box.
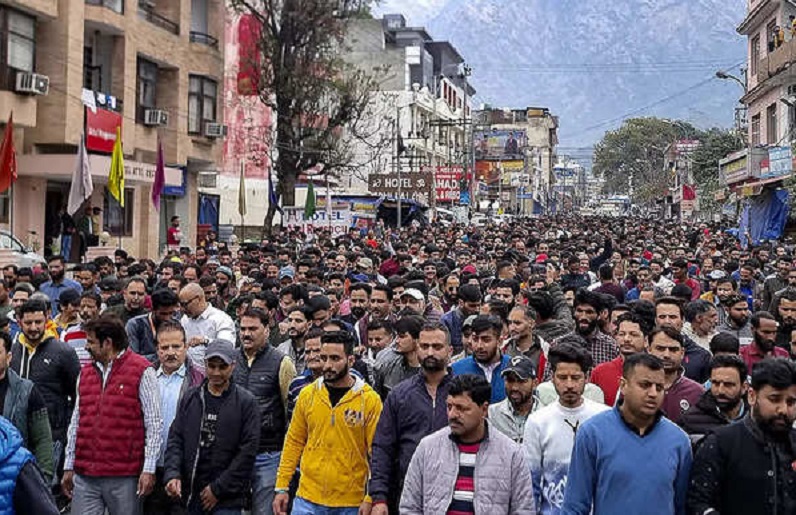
[15,154,184,260]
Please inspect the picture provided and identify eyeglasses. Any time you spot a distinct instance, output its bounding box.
[180,296,200,308]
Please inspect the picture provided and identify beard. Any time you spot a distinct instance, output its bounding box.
[421,356,446,372]
[323,366,349,383]
[730,314,749,327]
[753,403,794,437]
[575,318,598,336]
[754,335,775,352]
[714,393,741,412]
[50,269,65,282]
[351,307,367,320]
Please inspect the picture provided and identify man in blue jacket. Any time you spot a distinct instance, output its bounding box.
[370,321,454,514]
[0,415,58,514]
[452,315,510,403]
[563,353,692,515]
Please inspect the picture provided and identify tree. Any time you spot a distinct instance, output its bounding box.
[593,118,697,201]
[688,128,743,215]
[229,0,389,236]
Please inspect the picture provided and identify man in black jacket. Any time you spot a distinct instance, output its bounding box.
[165,339,260,514]
[232,308,295,515]
[688,358,796,515]
[10,298,80,503]
[679,355,748,445]
[370,322,454,514]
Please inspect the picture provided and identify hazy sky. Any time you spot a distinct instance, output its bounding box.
[372,0,446,26]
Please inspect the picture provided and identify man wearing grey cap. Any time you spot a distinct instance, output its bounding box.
[164,339,260,515]
[488,355,539,443]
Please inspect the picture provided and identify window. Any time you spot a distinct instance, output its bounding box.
[136,57,158,121]
[767,103,777,144]
[7,10,34,72]
[85,0,124,14]
[751,113,761,146]
[188,75,217,134]
[767,19,777,53]
[103,187,134,237]
[191,0,208,34]
[751,35,760,77]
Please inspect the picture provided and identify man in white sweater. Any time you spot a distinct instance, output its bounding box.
[523,342,609,515]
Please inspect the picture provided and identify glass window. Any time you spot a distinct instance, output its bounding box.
[137,58,158,120]
[751,114,761,146]
[751,35,760,77]
[767,103,777,144]
[188,75,217,134]
[7,10,34,72]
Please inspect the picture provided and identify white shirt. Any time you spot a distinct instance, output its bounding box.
[523,399,610,514]
[181,305,236,370]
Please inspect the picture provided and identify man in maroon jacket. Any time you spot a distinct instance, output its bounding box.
[61,316,162,515]
[648,325,704,424]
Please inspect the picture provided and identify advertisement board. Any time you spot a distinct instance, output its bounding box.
[282,207,353,235]
[473,129,527,160]
[475,160,524,184]
[765,146,793,179]
[427,165,465,202]
[86,108,122,153]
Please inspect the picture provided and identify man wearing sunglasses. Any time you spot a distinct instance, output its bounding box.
[178,283,235,372]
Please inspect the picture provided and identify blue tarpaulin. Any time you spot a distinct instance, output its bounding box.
[747,188,790,245]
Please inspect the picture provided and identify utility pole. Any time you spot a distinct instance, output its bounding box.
[396,106,402,229]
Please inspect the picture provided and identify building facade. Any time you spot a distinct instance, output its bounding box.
[473,107,558,214]
[3,0,225,259]
[343,14,474,209]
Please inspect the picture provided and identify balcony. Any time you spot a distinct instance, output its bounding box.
[190,31,219,49]
[85,0,123,14]
[757,37,796,84]
[138,2,179,35]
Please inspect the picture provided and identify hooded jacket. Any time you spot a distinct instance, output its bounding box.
[275,375,382,508]
[678,390,746,444]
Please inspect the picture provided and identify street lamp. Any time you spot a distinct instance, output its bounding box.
[715,70,747,92]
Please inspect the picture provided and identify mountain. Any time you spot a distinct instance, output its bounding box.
[382,0,748,154]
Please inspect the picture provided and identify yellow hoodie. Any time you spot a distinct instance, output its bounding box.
[276,375,382,507]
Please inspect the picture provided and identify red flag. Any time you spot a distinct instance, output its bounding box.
[0,113,17,193]
[682,184,696,201]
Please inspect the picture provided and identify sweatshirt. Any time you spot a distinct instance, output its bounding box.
[562,406,692,515]
[523,399,609,515]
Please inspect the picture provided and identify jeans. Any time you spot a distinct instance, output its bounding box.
[292,497,359,515]
[251,451,281,515]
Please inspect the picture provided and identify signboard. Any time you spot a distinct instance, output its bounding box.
[719,150,750,185]
[765,146,793,178]
[368,173,434,205]
[282,207,353,235]
[476,160,524,184]
[473,130,527,160]
[86,107,122,153]
[430,165,465,202]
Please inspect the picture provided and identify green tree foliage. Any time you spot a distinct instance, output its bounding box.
[593,118,697,200]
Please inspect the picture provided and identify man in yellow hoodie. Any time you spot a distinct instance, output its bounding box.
[273,330,382,515]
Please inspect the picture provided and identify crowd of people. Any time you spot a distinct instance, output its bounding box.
[0,214,795,515]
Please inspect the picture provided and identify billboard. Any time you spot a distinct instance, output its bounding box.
[473,129,527,160]
[85,107,122,153]
[282,207,353,235]
[765,146,793,179]
[475,160,524,184]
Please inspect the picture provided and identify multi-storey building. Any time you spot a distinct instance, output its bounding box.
[4,0,225,259]
[473,107,558,214]
[343,14,475,207]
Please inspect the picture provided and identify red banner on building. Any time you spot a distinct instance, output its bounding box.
[86,108,122,153]
[433,166,464,202]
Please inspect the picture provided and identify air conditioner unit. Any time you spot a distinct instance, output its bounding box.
[143,109,168,127]
[15,72,49,96]
[204,122,228,138]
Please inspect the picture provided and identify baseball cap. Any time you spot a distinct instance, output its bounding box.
[357,257,373,269]
[708,270,727,280]
[501,355,537,381]
[204,339,236,365]
[279,266,295,280]
[217,266,234,279]
[401,288,424,301]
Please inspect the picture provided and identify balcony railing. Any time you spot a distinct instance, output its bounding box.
[757,37,796,84]
[85,0,124,14]
[138,3,179,35]
[190,31,219,49]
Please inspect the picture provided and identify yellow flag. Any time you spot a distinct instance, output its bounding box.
[108,126,125,207]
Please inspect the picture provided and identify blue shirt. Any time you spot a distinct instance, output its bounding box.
[451,354,511,403]
[39,278,82,315]
[563,406,692,515]
[156,363,186,464]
